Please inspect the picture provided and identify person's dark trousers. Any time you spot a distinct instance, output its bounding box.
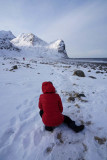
[63,115,84,133]
[39,110,53,131]
[39,110,84,132]
[63,115,76,128]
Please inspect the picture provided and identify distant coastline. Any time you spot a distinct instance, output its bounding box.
[69,58,107,63]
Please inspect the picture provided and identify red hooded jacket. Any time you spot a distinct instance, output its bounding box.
[39,82,64,127]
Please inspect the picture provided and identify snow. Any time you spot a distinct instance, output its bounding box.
[11,33,47,47]
[0,55,107,160]
[49,39,65,50]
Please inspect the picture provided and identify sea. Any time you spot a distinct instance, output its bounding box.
[69,58,107,63]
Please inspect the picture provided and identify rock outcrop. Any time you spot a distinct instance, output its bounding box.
[73,70,85,77]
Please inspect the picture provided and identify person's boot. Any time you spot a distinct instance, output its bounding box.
[45,126,54,132]
[73,125,84,133]
[68,121,84,133]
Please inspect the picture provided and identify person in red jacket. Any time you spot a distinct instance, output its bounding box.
[39,81,84,132]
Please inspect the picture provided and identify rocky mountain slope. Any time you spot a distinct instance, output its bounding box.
[0,31,20,51]
[0,30,68,58]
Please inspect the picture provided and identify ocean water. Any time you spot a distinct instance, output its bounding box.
[69,58,107,63]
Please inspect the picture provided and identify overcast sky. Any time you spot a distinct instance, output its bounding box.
[0,0,107,58]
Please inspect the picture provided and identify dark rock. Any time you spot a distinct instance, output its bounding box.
[88,70,91,72]
[83,65,87,68]
[99,66,102,70]
[46,147,52,153]
[89,76,96,79]
[73,70,85,77]
[67,96,75,102]
[75,104,80,108]
[26,64,30,67]
[85,121,92,126]
[91,67,96,70]
[78,94,86,98]
[57,132,64,144]
[96,71,100,73]
[94,136,106,145]
[12,65,18,69]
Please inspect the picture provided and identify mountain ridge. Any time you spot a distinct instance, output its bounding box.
[0,30,68,58]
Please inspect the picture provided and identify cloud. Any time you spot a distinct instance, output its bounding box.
[40,0,107,58]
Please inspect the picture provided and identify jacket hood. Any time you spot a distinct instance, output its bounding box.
[42,82,55,94]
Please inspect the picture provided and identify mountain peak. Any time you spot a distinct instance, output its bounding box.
[11,33,48,47]
[49,39,66,54]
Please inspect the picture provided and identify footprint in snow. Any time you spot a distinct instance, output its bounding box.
[24,99,29,105]
[16,104,22,110]
[19,109,32,121]
[29,100,34,106]
[23,133,31,149]
[0,128,14,148]
[34,130,43,146]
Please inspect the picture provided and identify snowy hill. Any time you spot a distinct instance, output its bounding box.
[0,31,20,51]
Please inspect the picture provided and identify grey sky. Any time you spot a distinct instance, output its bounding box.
[0,0,107,58]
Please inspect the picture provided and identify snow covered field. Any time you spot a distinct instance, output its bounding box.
[0,56,107,160]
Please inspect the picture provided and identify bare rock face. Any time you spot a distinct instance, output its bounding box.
[57,40,66,53]
[73,70,85,77]
[0,30,20,51]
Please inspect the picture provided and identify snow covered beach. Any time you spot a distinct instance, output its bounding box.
[0,56,107,160]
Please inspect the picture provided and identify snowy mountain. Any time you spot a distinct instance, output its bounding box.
[0,30,68,58]
[11,33,68,58]
[0,30,20,51]
[11,33,48,47]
